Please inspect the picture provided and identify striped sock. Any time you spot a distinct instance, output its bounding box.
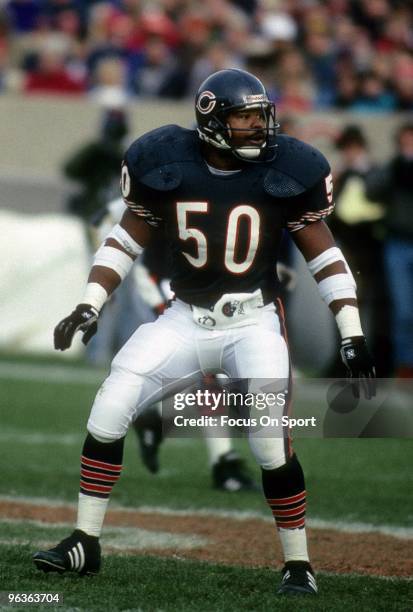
[80,455,122,498]
[76,434,124,537]
[79,433,124,499]
[262,453,309,562]
[266,489,306,529]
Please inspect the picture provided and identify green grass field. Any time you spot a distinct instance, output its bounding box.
[0,355,412,611]
[3,546,412,612]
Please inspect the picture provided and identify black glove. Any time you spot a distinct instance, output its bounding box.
[340,336,376,400]
[54,304,99,350]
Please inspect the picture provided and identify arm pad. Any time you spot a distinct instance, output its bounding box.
[317,273,357,305]
[307,246,357,306]
[93,245,134,280]
[105,223,144,258]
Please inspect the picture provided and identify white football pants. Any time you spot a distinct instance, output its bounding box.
[87,299,292,469]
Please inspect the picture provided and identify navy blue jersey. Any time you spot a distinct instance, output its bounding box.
[121,126,333,307]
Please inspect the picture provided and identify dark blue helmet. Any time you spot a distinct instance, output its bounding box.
[195,69,277,161]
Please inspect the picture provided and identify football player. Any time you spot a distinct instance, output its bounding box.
[93,197,258,491]
[33,69,375,595]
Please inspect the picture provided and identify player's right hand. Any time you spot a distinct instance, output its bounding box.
[54,304,99,350]
[340,336,376,400]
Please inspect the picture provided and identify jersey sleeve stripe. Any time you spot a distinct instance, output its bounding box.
[123,198,163,227]
[287,203,335,232]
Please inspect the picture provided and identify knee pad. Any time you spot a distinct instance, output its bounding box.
[87,421,127,442]
[260,455,289,470]
[87,372,146,440]
[248,435,288,470]
[89,431,117,443]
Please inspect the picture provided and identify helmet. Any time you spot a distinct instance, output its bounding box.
[195,69,277,161]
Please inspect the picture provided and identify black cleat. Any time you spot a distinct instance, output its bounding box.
[33,529,101,576]
[133,408,163,474]
[212,451,259,492]
[278,561,317,595]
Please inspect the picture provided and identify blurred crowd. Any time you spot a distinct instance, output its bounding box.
[1,0,413,110]
[323,120,413,378]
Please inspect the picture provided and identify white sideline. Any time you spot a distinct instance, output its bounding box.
[0,430,83,445]
[0,495,411,540]
[0,361,105,385]
[0,429,193,449]
[0,518,208,550]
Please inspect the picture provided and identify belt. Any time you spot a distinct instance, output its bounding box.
[178,287,277,310]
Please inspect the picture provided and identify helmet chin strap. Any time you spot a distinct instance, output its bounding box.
[198,129,230,150]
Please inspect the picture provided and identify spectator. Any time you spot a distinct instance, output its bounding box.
[131,35,181,98]
[349,0,391,42]
[89,55,129,106]
[272,48,315,112]
[393,50,413,110]
[304,31,337,108]
[63,106,129,222]
[346,27,375,74]
[366,123,413,378]
[86,3,142,89]
[275,76,314,113]
[350,70,395,112]
[23,43,86,94]
[188,40,243,97]
[334,70,359,108]
[328,125,390,375]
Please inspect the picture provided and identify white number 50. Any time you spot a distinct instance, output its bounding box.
[176,202,260,273]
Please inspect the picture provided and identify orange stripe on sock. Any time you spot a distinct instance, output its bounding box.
[81,455,122,471]
[267,490,306,505]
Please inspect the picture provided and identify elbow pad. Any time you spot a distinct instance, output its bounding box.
[105,223,144,258]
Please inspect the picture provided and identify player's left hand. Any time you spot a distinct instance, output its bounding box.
[340,336,376,400]
[54,304,99,350]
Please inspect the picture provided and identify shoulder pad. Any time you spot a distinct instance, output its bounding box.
[125,125,197,191]
[264,135,330,198]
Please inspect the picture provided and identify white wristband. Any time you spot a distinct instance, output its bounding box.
[335,305,363,340]
[83,282,109,312]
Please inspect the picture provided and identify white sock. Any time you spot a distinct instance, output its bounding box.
[76,492,109,537]
[278,527,310,562]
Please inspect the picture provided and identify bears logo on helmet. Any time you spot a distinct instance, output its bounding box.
[196,90,217,115]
